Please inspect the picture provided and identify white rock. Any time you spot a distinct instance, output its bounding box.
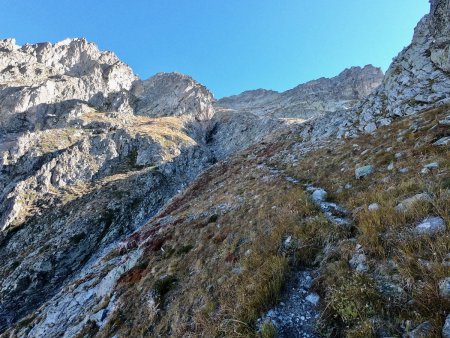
[443,314,450,338]
[364,122,377,133]
[424,162,439,170]
[415,216,446,235]
[349,245,369,272]
[378,118,392,126]
[408,321,433,338]
[368,203,380,211]
[439,116,450,126]
[361,149,370,156]
[396,193,432,212]
[284,236,292,247]
[312,189,327,203]
[439,277,450,298]
[355,165,374,179]
[305,293,320,306]
[434,137,450,146]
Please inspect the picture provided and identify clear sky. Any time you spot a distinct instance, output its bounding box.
[0,0,429,98]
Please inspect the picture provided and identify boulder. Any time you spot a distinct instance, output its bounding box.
[395,152,404,159]
[424,162,439,170]
[364,122,377,133]
[415,216,446,235]
[349,245,368,272]
[439,116,450,126]
[355,165,374,179]
[407,321,433,338]
[439,277,450,298]
[305,293,320,306]
[395,193,432,212]
[312,189,327,203]
[434,137,450,146]
[378,118,392,126]
[443,314,450,338]
[368,203,380,211]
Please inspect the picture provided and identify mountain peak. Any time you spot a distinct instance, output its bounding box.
[0,38,18,52]
[134,72,215,120]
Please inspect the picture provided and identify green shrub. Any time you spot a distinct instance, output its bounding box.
[208,214,219,223]
[345,320,376,338]
[154,275,177,302]
[326,271,382,325]
[176,244,194,255]
[70,232,86,244]
[260,320,277,338]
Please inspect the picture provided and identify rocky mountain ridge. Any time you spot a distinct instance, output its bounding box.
[216,65,384,119]
[301,0,450,141]
[1,0,449,337]
[210,65,384,159]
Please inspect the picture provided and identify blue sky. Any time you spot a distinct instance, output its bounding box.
[1,1,429,98]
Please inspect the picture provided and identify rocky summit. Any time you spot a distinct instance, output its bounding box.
[0,1,450,337]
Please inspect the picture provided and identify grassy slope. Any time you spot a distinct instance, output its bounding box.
[67,105,449,337]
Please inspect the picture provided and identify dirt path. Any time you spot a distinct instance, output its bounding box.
[257,176,352,337]
[257,269,320,337]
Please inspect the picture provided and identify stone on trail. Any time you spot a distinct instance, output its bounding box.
[415,216,446,235]
[355,165,374,179]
